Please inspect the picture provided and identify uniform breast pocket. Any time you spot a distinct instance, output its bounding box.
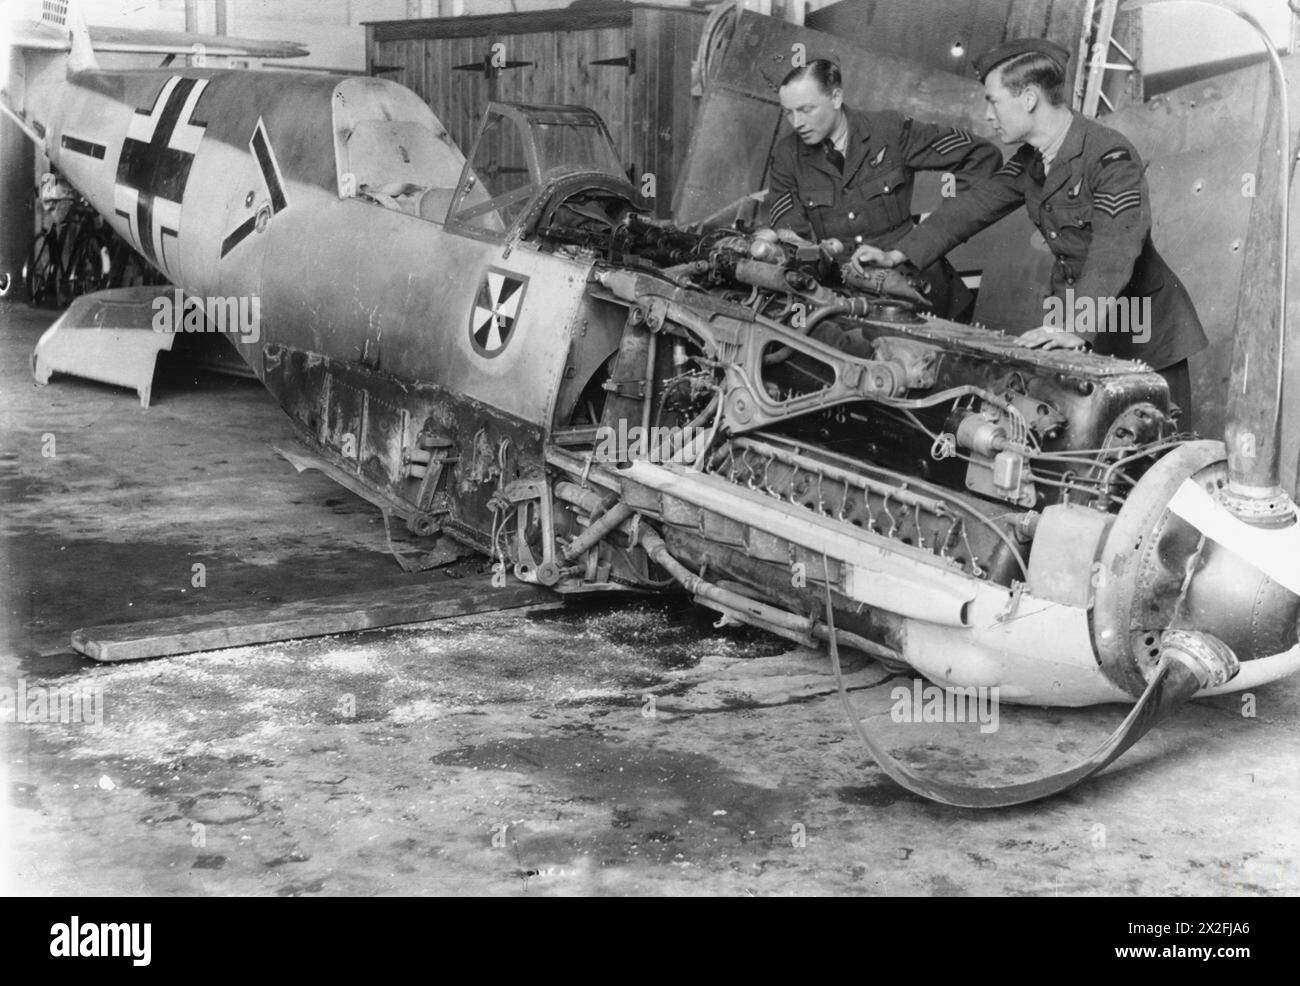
[852,166,909,228]
[1052,204,1093,254]
[803,189,835,213]
[1054,204,1093,231]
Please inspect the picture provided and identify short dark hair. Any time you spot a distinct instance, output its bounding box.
[779,58,842,94]
[993,51,1067,106]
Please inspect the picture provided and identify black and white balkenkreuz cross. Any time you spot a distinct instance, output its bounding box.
[114,76,209,274]
[470,268,528,358]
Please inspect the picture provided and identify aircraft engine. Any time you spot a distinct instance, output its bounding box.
[516,186,1299,725]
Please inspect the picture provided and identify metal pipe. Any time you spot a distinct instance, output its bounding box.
[733,259,835,305]
[640,329,657,439]
[560,397,719,561]
[554,482,605,514]
[659,260,709,284]
[0,102,42,146]
[804,300,851,332]
[1221,3,1293,518]
[1126,1,1295,523]
[556,481,643,548]
[761,300,857,365]
[638,527,904,664]
[561,504,633,562]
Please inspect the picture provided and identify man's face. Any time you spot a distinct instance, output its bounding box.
[779,76,843,146]
[983,69,1033,143]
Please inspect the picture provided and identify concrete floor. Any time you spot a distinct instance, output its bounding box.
[2,299,1297,896]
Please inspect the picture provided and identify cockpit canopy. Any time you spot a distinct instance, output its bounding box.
[447,102,630,237]
[337,91,638,236]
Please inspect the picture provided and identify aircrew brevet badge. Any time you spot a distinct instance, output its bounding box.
[470,268,528,358]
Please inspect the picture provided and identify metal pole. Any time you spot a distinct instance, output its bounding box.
[1126,0,1296,525]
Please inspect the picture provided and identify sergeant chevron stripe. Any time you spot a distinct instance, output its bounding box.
[931,128,972,154]
[769,191,794,225]
[1093,189,1142,217]
[995,158,1025,178]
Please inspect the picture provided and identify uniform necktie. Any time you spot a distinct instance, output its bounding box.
[1028,149,1046,184]
[823,139,845,174]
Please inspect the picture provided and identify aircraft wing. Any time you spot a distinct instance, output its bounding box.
[5,18,309,59]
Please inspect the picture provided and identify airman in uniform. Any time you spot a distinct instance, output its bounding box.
[853,39,1207,419]
[767,59,1002,320]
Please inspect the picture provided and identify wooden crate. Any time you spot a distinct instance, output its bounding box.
[364,4,706,217]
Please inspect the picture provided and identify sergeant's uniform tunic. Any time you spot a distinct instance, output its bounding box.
[895,112,1207,377]
[768,105,1002,319]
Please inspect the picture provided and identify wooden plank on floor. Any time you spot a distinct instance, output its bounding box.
[70,580,555,662]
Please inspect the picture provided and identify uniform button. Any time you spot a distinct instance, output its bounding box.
[1067,277,1075,285]
[883,185,891,193]
[1048,231,1058,239]
[855,235,863,243]
[847,211,856,220]
[1045,204,1053,212]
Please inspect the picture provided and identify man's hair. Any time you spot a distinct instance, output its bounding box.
[779,58,842,94]
[993,51,1067,106]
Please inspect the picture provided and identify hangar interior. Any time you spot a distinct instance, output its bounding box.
[2,0,1299,897]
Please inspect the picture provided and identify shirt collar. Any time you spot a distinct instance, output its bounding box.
[1040,121,1072,168]
[827,111,849,153]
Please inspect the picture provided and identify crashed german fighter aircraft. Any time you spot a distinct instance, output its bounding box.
[11,1,1300,806]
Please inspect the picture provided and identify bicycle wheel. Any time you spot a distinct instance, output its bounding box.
[109,239,157,288]
[66,234,108,303]
[22,232,57,307]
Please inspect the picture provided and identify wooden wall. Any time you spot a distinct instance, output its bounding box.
[365,6,705,216]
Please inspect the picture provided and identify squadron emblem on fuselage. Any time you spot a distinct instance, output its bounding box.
[470,268,528,358]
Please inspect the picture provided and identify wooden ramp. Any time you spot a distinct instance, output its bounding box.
[71,580,555,662]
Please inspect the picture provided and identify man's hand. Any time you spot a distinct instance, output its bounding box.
[849,244,907,274]
[775,228,814,247]
[1018,326,1089,350]
[748,229,785,263]
[819,237,845,259]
